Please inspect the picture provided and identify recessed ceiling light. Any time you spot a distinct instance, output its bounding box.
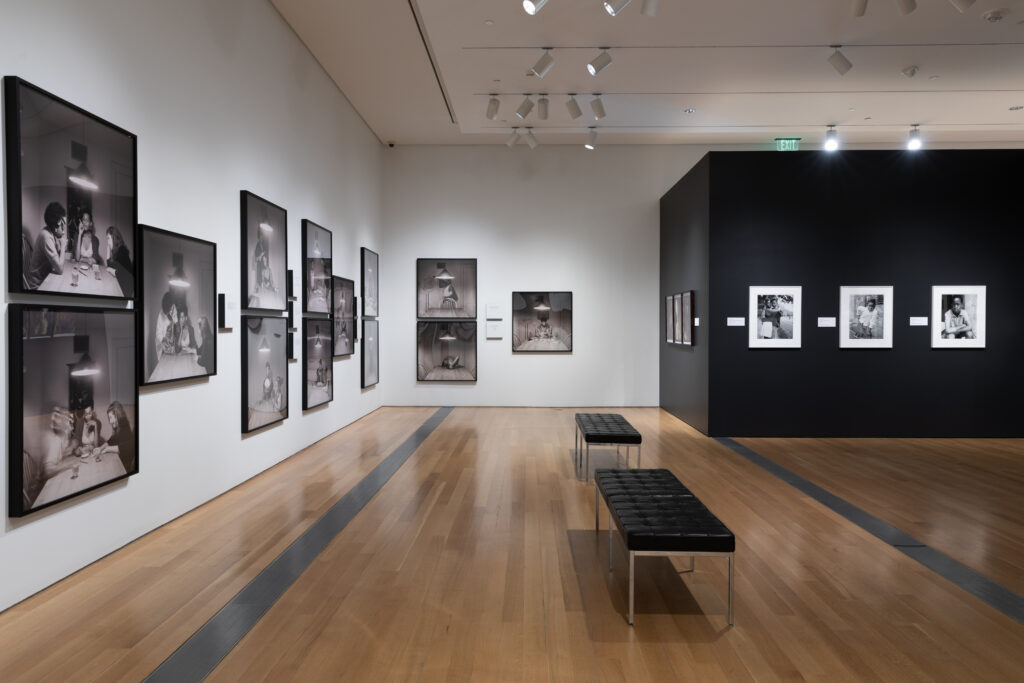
[864,115,872,120]
[683,108,696,114]
[928,75,940,80]
[982,8,1010,22]
[484,19,494,26]
[848,107,856,112]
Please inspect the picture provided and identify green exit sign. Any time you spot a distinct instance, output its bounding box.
[775,137,801,152]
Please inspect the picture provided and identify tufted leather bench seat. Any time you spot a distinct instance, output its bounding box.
[574,413,642,482]
[595,468,735,626]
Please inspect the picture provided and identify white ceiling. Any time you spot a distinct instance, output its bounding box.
[272,0,1024,146]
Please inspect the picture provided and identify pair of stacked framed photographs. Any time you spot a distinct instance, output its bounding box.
[664,292,694,346]
[360,247,379,388]
[415,259,477,381]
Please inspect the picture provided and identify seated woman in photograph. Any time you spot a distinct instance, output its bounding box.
[105,225,134,297]
[273,376,286,412]
[156,299,180,358]
[196,316,215,373]
[77,405,103,456]
[97,401,135,473]
[177,308,198,353]
[74,212,103,266]
[41,408,79,481]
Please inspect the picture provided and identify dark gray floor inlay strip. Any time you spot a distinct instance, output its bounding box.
[146,407,454,683]
[715,437,1024,625]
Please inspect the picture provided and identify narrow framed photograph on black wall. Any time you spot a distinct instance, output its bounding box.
[361,247,379,317]
[138,224,217,385]
[682,290,694,346]
[417,321,477,381]
[333,276,356,356]
[362,319,379,388]
[241,191,287,311]
[8,304,138,517]
[241,315,288,433]
[416,258,477,319]
[673,294,683,344]
[665,295,674,343]
[303,317,333,409]
[302,219,332,314]
[511,292,572,352]
[4,77,137,299]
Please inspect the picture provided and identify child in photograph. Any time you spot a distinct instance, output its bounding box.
[854,298,882,338]
[942,296,975,339]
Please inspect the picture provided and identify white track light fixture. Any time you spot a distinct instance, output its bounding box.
[895,0,916,15]
[506,128,521,147]
[907,125,922,150]
[523,0,548,15]
[587,50,612,76]
[590,95,606,120]
[604,0,633,16]
[585,128,598,150]
[949,0,975,12]
[486,96,500,121]
[537,95,549,120]
[641,0,659,16]
[853,0,868,16]
[515,95,534,119]
[531,50,555,78]
[524,129,539,150]
[824,126,840,152]
[828,46,853,76]
[566,95,583,120]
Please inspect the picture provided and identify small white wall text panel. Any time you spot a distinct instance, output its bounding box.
[694,317,700,327]
[486,321,502,338]
[727,317,745,327]
[909,316,928,326]
[817,317,837,327]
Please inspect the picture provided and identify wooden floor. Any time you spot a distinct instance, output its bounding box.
[1,407,1022,682]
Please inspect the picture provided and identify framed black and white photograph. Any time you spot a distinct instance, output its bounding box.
[416,258,477,319]
[8,305,138,517]
[4,77,137,299]
[417,322,477,381]
[138,225,217,385]
[362,319,379,388]
[749,286,802,348]
[840,286,893,349]
[682,290,695,346]
[673,294,682,344]
[361,247,379,317]
[241,191,287,311]
[333,276,356,356]
[932,285,986,349]
[303,318,333,409]
[302,220,332,314]
[242,315,288,433]
[665,295,674,343]
[511,292,572,352]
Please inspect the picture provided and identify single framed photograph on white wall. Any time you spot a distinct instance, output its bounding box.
[749,286,802,348]
[839,286,893,349]
[931,285,986,349]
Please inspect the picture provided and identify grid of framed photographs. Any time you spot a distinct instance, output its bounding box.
[665,291,694,346]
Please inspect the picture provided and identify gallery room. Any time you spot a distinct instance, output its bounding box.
[0,0,1021,681]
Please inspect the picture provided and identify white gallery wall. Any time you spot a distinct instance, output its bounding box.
[0,0,384,611]
[381,145,708,407]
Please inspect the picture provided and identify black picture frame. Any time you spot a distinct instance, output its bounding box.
[511,292,572,353]
[682,290,695,346]
[362,319,379,388]
[8,304,139,517]
[417,321,478,381]
[332,276,356,356]
[241,315,288,433]
[302,317,334,409]
[665,295,674,344]
[4,76,137,300]
[137,224,217,386]
[361,247,379,317]
[302,220,332,315]
[416,258,477,319]
[240,191,287,312]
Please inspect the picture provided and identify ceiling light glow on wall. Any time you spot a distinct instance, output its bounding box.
[828,46,852,76]
[907,125,922,150]
[531,50,555,78]
[523,0,548,15]
[587,50,612,76]
[853,0,868,16]
[537,96,549,120]
[506,128,521,147]
[590,95,606,120]
[486,95,500,121]
[948,0,975,11]
[524,129,539,149]
[566,95,583,120]
[604,0,633,16]
[641,0,659,16]
[515,95,534,119]
[895,0,916,15]
[585,128,598,150]
[824,126,840,152]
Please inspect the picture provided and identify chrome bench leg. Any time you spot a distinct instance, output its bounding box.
[628,551,635,626]
[637,444,641,469]
[595,485,599,533]
[728,554,734,627]
[585,444,590,483]
[608,505,613,571]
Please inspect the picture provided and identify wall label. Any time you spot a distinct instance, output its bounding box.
[694,317,700,327]
[817,317,837,327]
[909,316,928,327]
[727,317,745,327]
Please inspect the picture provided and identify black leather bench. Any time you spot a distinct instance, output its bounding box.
[574,413,642,482]
[595,468,735,626]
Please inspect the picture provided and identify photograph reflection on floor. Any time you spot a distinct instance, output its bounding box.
[417,321,477,381]
[512,291,572,352]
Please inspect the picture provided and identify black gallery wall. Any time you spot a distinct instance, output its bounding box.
[660,150,1024,437]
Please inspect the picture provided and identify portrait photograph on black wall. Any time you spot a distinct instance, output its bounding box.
[932,285,986,349]
[362,319,379,388]
[333,276,356,356]
[665,295,674,343]
[8,305,138,517]
[303,318,333,409]
[241,191,287,311]
[749,286,802,348]
[839,286,893,349]
[242,315,288,432]
[511,292,572,352]
[417,322,477,381]
[138,225,217,385]
[361,247,379,317]
[5,77,136,299]
[302,220,332,314]
[416,258,477,319]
